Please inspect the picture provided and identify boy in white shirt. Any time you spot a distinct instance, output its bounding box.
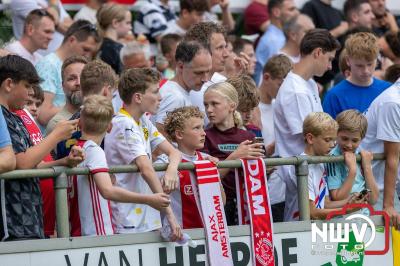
[105,68,182,239]
[69,95,171,237]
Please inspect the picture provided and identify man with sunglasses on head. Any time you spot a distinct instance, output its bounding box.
[5,9,55,65]
[35,20,101,128]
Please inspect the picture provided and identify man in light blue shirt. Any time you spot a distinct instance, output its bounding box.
[254,0,299,84]
[35,20,100,127]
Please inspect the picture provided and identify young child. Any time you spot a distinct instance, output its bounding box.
[326,110,379,205]
[287,112,365,220]
[104,68,182,239]
[202,81,264,225]
[323,32,392,118]
[24,84,44,122]
[226,74,261,137]
[97,3,132,75]
[157,106,225,230]
[68,95,171,236]
[0,55,83,240]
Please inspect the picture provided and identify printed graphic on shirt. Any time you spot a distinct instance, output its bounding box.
[315,172,327,209]
[218,144,239,153]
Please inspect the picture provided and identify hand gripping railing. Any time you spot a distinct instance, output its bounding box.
[0,153,385,238]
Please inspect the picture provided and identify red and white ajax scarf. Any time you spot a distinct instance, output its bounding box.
[240,158,275,266]
[193,160,233,266]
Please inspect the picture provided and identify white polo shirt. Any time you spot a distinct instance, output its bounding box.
[104,109,166,233]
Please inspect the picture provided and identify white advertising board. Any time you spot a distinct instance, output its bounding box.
[0,225,393,266]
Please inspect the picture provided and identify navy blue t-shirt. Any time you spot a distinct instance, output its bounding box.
[323,78,392,118]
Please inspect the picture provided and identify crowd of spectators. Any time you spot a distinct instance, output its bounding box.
[0,0,399,242]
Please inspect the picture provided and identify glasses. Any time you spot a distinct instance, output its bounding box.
[31,9,52,18]
[76,23,97,33]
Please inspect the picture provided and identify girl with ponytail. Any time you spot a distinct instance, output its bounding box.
[202,81,264,225]
[96,3,132,75]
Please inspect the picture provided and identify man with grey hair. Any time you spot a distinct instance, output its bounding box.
[112,41,153,113]
[120,41,152,69]
[279,14,315,63]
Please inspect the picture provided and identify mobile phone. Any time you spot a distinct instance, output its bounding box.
[357,189,371,200]
[252,137,266,155]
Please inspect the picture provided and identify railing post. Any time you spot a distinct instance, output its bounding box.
[54,172,70,238]
[295,157,310,221]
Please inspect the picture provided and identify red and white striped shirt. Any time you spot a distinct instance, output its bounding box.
[68,140,114,236]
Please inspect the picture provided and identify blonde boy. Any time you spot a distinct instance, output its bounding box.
[68,95,171,236]
[285,112,362,221]
[323,32,392,118]
[304,112,368,219]
[104,68,182,239]
[157,106,225,229]
[326,110,379,205]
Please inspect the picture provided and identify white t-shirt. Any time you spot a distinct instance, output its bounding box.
[69,140,114,236]
[5,41,43,65]
[274,71,322,219]
[112,90,123,114]
[104,110,166,233]
[10,0,70,55]
[259,101,275,146]
[258,101,285,204]
[278,50,300,64]
[152,80,191,125]
[274,71,322,158]
[360,82,400,191]
[190,72,227,126]
[162,20,186,36]
[283,153,329,221]
[73,5,97,24]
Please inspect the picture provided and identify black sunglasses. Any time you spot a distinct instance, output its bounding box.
[76,23,97,33]
[31,9,52,17]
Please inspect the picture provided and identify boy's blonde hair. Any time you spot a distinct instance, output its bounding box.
[205,81,243,128]
[96,3,128,32]
[345,32,379,61]
[80,95,114,135]
[164,106,204,142]
[303,112,338,138]
[336,109,368,139]
[80,60,118,97]
[262,54,293,79]
[226,74,260,112]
